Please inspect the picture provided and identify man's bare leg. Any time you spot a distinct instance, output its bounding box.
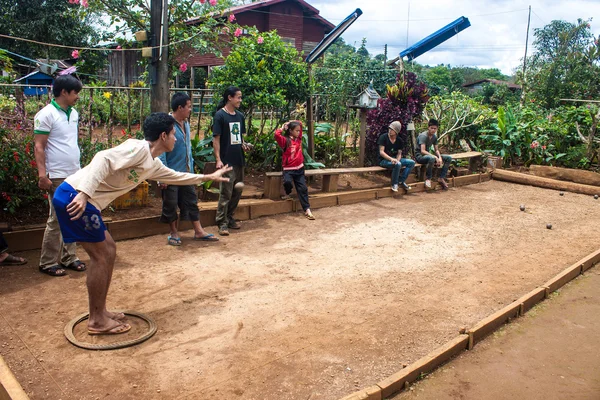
[192,220,211,238]
[81,230,129,332]
[169,220,179,240]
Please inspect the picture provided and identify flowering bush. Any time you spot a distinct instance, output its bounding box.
[365,72,429,165]
[0,128,47,214]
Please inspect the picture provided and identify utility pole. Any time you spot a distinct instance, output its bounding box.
[406,2,410,49]
[150,0,170,113]
[520,6,531,106]
[383,44,387,66]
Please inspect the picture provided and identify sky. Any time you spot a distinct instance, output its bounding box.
[310,0,600,76]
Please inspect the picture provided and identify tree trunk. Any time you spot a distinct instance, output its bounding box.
[493,169,600,196]
[150,0,169,113]
[529,165,600,186]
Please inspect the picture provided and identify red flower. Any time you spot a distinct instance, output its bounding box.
[13,176,18,181]
[541,145,547,150]
[13,151,19,162]
[1,192,7,199]
[5,196,10,201]
[122,129,127,136]
[30,160,37,168]
[25,143,31,154]
[42,193,48,199]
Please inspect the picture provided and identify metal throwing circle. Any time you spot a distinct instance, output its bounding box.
[64,310,157,350]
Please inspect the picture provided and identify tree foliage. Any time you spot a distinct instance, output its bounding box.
[313,38,396,122]
[85,0,236,76]
[0,0,103,65]
[208,29,309,135]
[523,19,600,108]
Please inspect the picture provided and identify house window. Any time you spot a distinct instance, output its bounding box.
[282,37,296,47]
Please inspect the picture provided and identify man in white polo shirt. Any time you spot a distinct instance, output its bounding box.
[34,74,85,276]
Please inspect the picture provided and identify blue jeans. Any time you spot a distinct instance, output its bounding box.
[379,159,416,185]
[416,154,452,180]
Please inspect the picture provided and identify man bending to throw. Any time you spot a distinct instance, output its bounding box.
[53,113,231,335]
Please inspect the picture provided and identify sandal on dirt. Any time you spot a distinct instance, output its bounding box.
[60,260,87,272]
[193,233,219,242]
[437,179,449,190]
[39,265,67,276]
[167,236,182,246]
[0,254,27,266]
[88,322,131,336]
[305,212,316,220]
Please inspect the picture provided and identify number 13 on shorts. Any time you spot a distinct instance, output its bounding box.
[82,214,102,231]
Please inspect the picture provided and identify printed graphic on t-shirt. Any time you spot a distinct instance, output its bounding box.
[34,118,41,129]
[229,122,242,145]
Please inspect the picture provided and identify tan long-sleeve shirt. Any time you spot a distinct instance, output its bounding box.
[65,139,206,211]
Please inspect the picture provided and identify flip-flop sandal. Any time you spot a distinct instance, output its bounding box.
[60,260,86,272]
[193,234,219,242]
[167,236,182,246]
[305,213,316,220]
[39,265,67,276]
[0,254,27,266]
[88,323,131,336]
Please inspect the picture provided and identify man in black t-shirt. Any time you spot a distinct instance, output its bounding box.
[213,87,252,236]
[377,121,415,192]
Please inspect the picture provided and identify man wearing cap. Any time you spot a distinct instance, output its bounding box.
[377,121,415,193]
[415,119,452,190]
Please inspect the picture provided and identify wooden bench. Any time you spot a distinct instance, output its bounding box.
[415,151,483,180]
[264,166,388,200]
[264,152,484,200]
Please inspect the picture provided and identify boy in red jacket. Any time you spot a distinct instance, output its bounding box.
[274,121,315,220]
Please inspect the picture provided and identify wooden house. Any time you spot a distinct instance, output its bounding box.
[185,0,334,76]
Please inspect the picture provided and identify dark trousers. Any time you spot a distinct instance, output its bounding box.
[283,168,310,211]
[415,154,452,180]
[159,184,200,224]
[216,165,244,228]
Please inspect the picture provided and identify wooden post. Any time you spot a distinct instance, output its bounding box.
[358,108,367,167]
[127,88,132,134]
[88,88,93,140]
[108,90,114,145]
[150,0,170,113]
[197,89,204,138]
[140,90,145,127]
[307,65,315,158]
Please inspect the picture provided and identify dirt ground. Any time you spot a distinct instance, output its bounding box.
[1,180,599,400]
[398,268,600,400]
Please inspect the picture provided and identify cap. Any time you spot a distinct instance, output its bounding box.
[389,121,402,134]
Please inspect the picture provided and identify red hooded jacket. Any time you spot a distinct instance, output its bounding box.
[274,124,304,170]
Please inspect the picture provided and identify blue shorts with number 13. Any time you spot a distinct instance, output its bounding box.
[53,182,107,243]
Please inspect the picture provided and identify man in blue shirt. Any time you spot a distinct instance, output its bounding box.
[158,93,218,245]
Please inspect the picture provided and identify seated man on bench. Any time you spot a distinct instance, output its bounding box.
[415,119,452,190]
[378,121,415,193]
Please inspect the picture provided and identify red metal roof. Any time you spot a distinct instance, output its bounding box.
[187,0,335,31]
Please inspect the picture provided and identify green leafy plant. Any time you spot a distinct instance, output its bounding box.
[190,135,215,172]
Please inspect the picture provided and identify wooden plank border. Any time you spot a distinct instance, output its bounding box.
[339,246,600,400]
[0,355,29,400]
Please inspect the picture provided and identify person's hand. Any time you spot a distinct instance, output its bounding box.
[208,165,233,183]
[215,160,224,169]
[38,176,52,190]
[242,142,253,152]
[66,192,89,221]
[281,121,289,131]
[436,157,443,166]
[391,158,398,165]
